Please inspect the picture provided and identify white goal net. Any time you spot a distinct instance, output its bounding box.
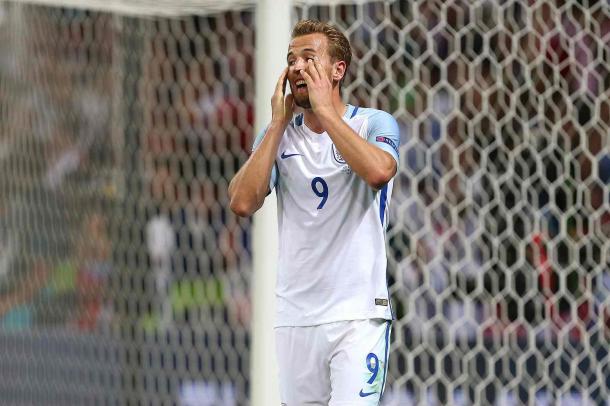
[0,0,608,405]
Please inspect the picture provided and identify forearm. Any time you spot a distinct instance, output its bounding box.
[229,121,285,216]
[318,111,396,189]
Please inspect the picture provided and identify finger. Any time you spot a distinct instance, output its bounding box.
[307,59,320,82]
[300,69,313,86]
[314,57,329,82]
[282,67,291,95]
[284,93,294,111]
[275,67,288,95]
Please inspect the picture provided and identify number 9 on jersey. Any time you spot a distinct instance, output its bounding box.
[311,177,328,210]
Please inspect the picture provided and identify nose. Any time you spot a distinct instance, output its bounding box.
[291,57,308,72]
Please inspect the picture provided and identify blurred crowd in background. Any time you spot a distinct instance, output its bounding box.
[0,1,608,404]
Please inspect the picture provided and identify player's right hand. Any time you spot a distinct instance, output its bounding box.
[271,67,294,126]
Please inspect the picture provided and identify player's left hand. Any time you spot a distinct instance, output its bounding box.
[300,56,335,116]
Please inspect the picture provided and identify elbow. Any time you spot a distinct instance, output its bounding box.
[228,180,266,217]
[230,198,256,218]
[367,168,395,191]
[228,181,256,217]
[368,178,390,191]
[230,195,262,217]
[367,156,397,190]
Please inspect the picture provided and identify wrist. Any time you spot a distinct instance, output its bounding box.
[315,106,340,123]
[270,117,290,129]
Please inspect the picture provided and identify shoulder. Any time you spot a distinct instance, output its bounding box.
[352,106,393,119]
[351,107,399,133]
[253,118,297,150]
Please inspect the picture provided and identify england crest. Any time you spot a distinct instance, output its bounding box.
[331,143,346,165]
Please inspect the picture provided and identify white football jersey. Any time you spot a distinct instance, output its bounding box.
[254,104,400,327]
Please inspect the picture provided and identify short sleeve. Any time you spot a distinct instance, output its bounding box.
[252,126,278,192]
[365,110,400,166]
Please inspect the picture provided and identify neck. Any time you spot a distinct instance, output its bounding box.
[303,92,346,134]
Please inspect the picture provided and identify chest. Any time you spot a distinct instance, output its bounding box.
[275,118,372,209]
[276,131,354,184]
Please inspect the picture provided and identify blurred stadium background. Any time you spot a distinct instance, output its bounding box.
[0,0,609,405]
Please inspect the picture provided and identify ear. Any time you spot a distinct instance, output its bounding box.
[332,60,346,83]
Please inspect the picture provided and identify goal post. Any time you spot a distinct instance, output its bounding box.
[5,0,254,16]
[251,1,291,405]
[0,0,609,405]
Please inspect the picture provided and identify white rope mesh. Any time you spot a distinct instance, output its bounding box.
[0,0,609,405]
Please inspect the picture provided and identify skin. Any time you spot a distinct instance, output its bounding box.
[229,33,397,217]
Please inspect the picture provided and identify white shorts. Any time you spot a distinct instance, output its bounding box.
[275,319,391,406]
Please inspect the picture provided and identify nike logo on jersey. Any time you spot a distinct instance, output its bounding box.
[281,151,302,159]
[359,389,377,397]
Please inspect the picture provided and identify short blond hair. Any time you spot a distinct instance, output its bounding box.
[291,20,352,81]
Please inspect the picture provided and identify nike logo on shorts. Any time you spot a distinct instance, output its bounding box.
[281,151,302,159]
[359,389,377,397]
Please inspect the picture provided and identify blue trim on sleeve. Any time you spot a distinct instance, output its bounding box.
[379,185,388,225]
[265,161,279,195]
[273,161,279,189]
[350,106,359,118]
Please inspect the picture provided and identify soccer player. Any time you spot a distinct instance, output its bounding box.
[228,20,400,405]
